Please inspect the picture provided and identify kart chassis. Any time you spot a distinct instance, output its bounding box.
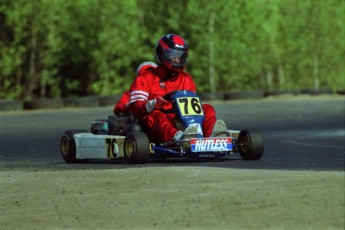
[60,90,264,163]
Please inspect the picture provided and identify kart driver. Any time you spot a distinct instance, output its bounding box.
[113,61,157,115]
[127,34,229,142]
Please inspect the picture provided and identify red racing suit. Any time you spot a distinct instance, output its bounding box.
[127,65,216,142]
[113,65,156,114]
[113,91,130,114]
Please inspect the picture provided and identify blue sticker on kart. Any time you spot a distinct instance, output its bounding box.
[190,137,232,152]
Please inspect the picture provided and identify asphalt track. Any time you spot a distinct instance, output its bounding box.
[0,95,344,171]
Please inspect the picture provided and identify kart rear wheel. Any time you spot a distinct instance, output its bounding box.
[60,129,88,163]
[238,129,264,160]
[124,131,150,164]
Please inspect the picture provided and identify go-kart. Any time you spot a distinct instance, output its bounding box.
[60,90,264,164]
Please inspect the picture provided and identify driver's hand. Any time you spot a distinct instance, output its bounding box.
[146,96,168,113]
[155,96,168,109]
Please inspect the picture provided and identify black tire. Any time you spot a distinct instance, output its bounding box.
[0,99,23,111]
[63,96,99,108]
[60,129,89,163]
[124,132,150,164]
[122,122,142,136]
[263,90,301,97]
[99,95,121,106]
[198,92,224,101]
[223,90,263,100]
[301,88,333,95]
[238,129,264,160]
[24,98,64,110]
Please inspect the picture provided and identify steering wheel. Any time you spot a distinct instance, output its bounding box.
[159,90,185,114]
[162,90,185,101]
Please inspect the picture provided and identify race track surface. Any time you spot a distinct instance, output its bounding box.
[1,95,344,171]
[1,95,344,229]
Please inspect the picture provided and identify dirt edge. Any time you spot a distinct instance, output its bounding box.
[1,167,344,230]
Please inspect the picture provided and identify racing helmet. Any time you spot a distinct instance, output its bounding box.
[136,61,157,75]
[155,34,188,72]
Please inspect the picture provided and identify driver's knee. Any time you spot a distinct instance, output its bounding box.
[202,104,217,137]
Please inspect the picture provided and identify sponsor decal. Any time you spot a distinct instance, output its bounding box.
[190,137,232,152]
[198,153,215,158]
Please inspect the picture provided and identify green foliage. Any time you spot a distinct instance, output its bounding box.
[0,0,344,99]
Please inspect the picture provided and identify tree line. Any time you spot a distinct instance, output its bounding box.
[0,0,344,100]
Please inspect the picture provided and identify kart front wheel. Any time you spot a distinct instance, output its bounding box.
[238,129,264,160]
[60,129,88,163]
[124,132,150,164]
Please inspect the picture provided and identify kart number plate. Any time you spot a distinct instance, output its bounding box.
[177,97,204,116]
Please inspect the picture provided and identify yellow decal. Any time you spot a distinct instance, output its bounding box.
[105,138,118,158]
[177,97,204,116]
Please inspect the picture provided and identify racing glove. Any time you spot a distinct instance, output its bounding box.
[146,96,168,113]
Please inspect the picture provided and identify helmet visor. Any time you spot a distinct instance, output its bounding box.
[163,49,188,66]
